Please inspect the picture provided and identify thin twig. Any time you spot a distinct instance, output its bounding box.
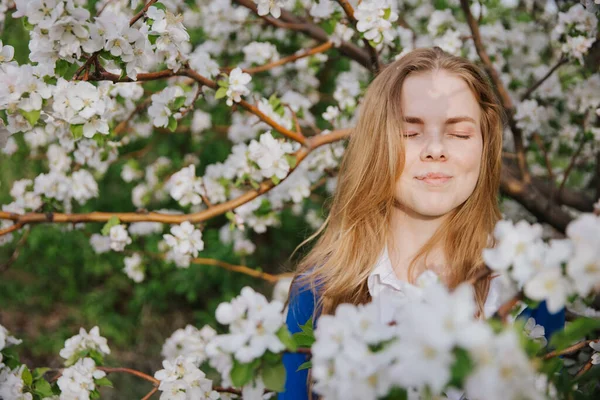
[141,387,158,400]
[460,0,529,183]
[336,0,381,73]
[100,367,159,384]
[558,135,587,198]
[130,0,159,26]
[543,339,598,360]
[191,257,283,283]
[222,41,334,75]
[520,57,568,101]
[0,230,30,272]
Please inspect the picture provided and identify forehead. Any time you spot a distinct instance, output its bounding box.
[400,70,480,124]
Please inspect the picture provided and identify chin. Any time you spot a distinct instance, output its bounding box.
[411,202,455,218]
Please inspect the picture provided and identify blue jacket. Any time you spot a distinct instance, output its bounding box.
[278,282,565,400]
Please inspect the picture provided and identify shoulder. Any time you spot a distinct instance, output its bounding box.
[286,274,322,333]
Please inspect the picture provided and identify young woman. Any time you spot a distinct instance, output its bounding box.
[278,47,565,399]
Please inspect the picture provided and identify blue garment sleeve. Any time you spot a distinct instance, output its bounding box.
[517,300,565,341]
[278,280,317,400]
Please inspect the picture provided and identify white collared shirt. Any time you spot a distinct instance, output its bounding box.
[367,245,504,319]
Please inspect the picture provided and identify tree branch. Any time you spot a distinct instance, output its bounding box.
[0,130,351,232]
[336,0,381,73]
[233,0,372,70]
[520,57,568,101]
[459,0,529,182]
[221,41,334,75]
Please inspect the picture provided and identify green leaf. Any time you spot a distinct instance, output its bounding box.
[385,387,408,400]
[33,367,51,381]
[217,78,229,88]
[299,316,314,335]
[55,59,71,77]
[168,116,178,132]
[276,326,297,352]
[19,109,41,126]
[22,17,34,31]
[22,366,33,387]
[230,359,258,388]
[215,87,228,100]
[447,348,474,388]
[33,379,54,398]
[262,363,286,392]
[101,216,121,236]
[0,109,8,125]
[549,317,600,351]
[95,376,113,388]
[321,19,337,36]
[172,96,186,110]
[70,124,84,140]
[292,332,314,347]
[296,361,312,372]
[148,34,159,45]
[250,180,260,190]
[284,154,297,169]
[271,176,281,185]
[383,7,392,20]
[90,389,101,399]
[152,2,166,10]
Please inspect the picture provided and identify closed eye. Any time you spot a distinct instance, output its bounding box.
[451,133,471,139]
[402,132,419,138]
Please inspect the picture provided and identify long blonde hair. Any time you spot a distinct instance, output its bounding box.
[288,47,504,321]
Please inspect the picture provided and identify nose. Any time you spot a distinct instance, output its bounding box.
[420,133,447,161]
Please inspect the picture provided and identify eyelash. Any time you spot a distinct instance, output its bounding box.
[402,132,471,139]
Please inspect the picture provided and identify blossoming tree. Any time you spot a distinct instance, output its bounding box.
[1,0,600,399]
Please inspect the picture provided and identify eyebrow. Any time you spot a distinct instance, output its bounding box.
[402,116,477,125]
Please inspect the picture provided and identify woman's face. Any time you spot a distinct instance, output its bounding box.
[394,70,483,218]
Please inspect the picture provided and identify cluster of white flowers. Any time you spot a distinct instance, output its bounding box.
[162,324,217,366]
[53,79,110,138]
[13,0,92,72]
[0,364,32,400]
[167,164,205,207]
[551,4,598,64]
[209,286,286,364]
[309,0,336,21]
[483,214,600,313]
[243,41,279,66]
[312,275,546,400]
[148,86,186,128]
[147,5,190,72]
[254,0,287,19]
[0,324,30,400]
[225,67,252,106]
[108,224,133,252]
[514,99,553,137]
[154,355,220,400]
[219,223,257,255]
[162,221,205,266]
[123,252,145,282]
[57,357,107,399]
[59,326,111,363]
[248,131,295,181]
[354,0,398,48]
[591,341,600,365]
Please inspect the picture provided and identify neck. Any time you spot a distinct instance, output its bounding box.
[387,200,449,281]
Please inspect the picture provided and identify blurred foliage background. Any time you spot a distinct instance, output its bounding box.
[0,3,329,397]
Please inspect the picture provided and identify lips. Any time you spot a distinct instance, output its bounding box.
[415,173,452,186]
[416,173,452,180]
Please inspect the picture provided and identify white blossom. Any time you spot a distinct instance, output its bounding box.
[123,252,145,283]
[59,326,111,363]
[108,224,132,252]
[163,221,205,258]
[226,67,252,106]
